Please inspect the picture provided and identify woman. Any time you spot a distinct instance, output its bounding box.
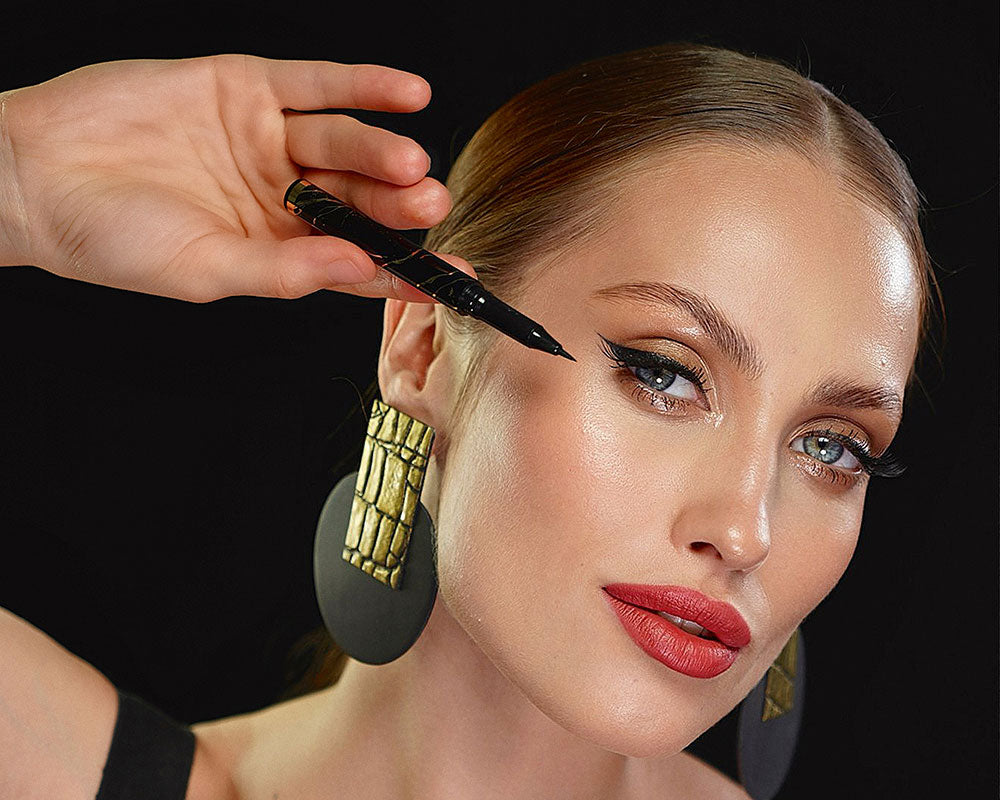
[0,42,936,798]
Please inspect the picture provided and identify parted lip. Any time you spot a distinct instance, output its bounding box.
[602,583,751,649]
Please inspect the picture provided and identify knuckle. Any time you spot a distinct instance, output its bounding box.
[362,182,385,220]
[321,116,343,155]
[385,272,408,299]
[272,268,307,300]
[359,63,388,94]
[347,64,363,107]
[333,115,367,162]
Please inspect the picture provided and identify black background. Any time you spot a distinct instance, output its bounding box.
[0,2,996,797]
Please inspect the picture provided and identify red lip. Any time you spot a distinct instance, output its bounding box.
[602,584,751,679]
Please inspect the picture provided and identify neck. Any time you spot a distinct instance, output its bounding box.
[298,597,639,799]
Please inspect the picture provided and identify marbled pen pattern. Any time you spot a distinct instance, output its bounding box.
[285,180,477,309]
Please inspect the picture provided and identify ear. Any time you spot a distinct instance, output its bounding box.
[377,299,453,434]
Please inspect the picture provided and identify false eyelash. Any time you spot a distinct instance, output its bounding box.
[598,335,711,393]
[810,427,908,479]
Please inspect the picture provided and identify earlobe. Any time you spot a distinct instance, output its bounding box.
[377,299,444,425]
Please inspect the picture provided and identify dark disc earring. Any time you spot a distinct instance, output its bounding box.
[313,398,438,665]
[737,626,807,800]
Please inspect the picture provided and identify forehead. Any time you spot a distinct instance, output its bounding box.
[531,144,921,387]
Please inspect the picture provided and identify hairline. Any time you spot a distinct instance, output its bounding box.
[442,136,926,437]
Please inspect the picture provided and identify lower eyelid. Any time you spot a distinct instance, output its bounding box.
[791,433,865,471]
[792,452,864,487]
[620,373,686,412]
[621,366,707,410]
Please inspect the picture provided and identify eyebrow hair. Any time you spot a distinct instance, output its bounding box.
[590,281,765,377]
[589,280,903,422]
[804,377,903,421]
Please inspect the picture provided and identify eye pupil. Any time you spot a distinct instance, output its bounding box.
[804,435,844,464]
[636,366,676,391]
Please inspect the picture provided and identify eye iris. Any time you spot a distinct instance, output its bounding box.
[635,366,676,391]
[804,435,844,464]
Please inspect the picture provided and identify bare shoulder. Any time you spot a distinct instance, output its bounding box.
[0,607,118,800]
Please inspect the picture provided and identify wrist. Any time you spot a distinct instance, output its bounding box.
[0,89,31,267]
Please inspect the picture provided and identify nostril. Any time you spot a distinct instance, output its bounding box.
[691,542,723,559]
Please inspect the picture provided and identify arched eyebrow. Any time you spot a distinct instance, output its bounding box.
[803,376,902,421]
[589,280,902,422]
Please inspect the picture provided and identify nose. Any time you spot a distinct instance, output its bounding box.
[671,467,772,574]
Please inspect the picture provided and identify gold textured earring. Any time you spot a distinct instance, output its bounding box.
[761,628,800,721]
[313,397,439,664]
[342,398,434,588]
[737,627,806,800]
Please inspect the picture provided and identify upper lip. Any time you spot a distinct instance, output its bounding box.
[602,583,751,649]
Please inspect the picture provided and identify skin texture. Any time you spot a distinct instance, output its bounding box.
[0,54,475,300]
[194,143,920,798]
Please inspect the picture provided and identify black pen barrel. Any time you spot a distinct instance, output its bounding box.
[285,179,477,310]
[284,179,574,360]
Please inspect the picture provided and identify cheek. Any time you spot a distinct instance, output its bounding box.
[436,356,655,607]
[431,356,669,727]
[435,362,612,616]
[764,488,863,636]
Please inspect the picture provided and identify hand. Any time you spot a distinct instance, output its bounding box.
[0,54,475,302]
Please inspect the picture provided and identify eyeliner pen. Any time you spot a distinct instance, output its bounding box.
[284,179,575,362]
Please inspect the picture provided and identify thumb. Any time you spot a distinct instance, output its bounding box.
[175,231,379,301]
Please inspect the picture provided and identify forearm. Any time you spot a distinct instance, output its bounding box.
[0,89,31,267]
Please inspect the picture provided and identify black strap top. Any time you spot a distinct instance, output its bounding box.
[95,689,195,800]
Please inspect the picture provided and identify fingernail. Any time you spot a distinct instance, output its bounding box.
[327,259,372,285]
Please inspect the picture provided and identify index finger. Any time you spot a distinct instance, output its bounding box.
[261,57,432,112]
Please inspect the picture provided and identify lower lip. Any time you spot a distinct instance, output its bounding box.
[603,591,741,679]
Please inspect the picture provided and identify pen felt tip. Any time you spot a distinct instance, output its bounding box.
[556,348,576,362]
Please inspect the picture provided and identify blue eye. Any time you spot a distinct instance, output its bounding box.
[631,364,702,402]
[790,427,907,486]
[635,365,676,391]
[791,433,861,470]
[598,335,709,404]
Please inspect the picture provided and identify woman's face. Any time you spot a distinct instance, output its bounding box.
[411,144,920,757]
